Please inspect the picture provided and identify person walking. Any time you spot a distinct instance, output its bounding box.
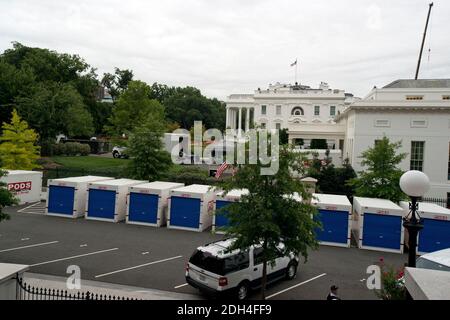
[327,285,341,300]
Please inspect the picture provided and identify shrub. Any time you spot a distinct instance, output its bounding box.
[78,143,91,156]
[375,258,406,300]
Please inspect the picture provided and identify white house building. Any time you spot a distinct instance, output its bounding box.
[225,82,358,149]
[336,79,450,202]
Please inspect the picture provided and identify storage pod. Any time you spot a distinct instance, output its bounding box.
[126,181,184,227]
[1,170,43,205]
[213,189,249,233]
[353,197,405,253]
[400,201,450,254]
[311,193,352,248]
[86,179,145,222]
[46,176,114,218]
[167,184,216,232]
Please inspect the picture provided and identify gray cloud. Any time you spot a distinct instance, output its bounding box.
[0,0,449,99]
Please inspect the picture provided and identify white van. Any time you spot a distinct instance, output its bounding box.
[185,238,299,300]
[416,248,450,272]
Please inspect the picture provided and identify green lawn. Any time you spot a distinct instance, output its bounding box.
[51,156,128,170]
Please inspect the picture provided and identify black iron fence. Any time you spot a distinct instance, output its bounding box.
[420,197,450,209]
[16,277,139,300]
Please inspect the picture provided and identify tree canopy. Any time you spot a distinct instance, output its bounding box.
[217,140,319,299]
[0,109,41,170]
[0,42,226,145]
[348,136,407,202]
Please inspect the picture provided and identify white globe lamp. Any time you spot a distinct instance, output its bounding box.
[399,170,430,198]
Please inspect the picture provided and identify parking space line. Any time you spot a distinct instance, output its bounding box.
[31,248,119,267]
[95,255,183,279]
[174,283,188,289]
[266,273,327,300]
[0,241,59,253]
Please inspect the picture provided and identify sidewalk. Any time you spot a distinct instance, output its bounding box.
[23,272,202,300]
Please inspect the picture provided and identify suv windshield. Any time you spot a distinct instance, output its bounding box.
[189,250,249,276]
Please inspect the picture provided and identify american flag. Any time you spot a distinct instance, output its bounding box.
[215,162,229,179]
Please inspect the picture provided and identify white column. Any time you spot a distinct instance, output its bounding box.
[226,108,230,128]
[238,108,242,136]
[245,107,250,132]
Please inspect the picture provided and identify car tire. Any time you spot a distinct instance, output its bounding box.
[285,261,298,280]
[236,281,250,300]
[113,151,120,159]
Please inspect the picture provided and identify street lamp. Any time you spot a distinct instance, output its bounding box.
[399,170,430,267]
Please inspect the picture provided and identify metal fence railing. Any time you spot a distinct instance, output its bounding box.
[420,197,450,209]
[16,277,139,300]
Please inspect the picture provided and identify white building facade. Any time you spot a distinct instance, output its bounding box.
[225,82,357,149]
[336,79,450,202]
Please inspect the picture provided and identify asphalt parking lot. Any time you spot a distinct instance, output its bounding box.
[1,202,407,300]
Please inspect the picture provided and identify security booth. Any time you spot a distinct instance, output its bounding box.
[213,189,249,233]
[311,193,352,248]
[167,184,216,232]
[400,201,450,254]
[126,181,184,227]
[86,179,145,223]
[1,170,43,205]
[46,176,114,218]
[353,197,405,253]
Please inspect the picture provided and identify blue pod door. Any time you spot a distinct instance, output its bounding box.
[215,200,232,228]
[418,218,450,253]
[48,186,75,215]
[128,193,159,224]
[315,209,349,244]
[362,213,402,250]
[170,196,201,228]
[87,189,116,219]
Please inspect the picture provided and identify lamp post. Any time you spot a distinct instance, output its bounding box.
[399,170,430,267]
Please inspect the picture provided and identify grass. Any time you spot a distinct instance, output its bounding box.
[50,156,128,170]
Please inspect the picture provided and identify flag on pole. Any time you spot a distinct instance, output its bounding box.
[290,59,297,67]
[215,162,229,179]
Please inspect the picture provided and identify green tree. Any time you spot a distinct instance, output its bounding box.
[348,136,407,202]
[0,110,41,170]
[307,152,356,198]
[163,87,226,130]
[101,68,134,101]
[126,115,171,181]
[0,169,18,222]
[279,128,289,145]
[218,142,320,299]
[15,82,94,141]
[106,81,165,137]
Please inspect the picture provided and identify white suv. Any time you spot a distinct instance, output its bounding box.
[185,238,299,300]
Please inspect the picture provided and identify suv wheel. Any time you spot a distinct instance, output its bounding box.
[285,261,298,280]
[113,151,120,159]
[236,281,250,300]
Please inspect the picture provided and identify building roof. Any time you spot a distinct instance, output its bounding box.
[383,79,450,89]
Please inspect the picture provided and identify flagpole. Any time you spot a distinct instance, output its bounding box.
[295,58,298,84]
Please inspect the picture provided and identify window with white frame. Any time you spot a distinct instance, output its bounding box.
[260,122,266,129]
[261,105,267,115]
[276,105,282,115]
[410,141,425,171]
[314,106,320,116]
[330,106,336,116]
[275,123,281,130]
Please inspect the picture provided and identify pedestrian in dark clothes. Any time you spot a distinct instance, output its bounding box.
[327,285,341,300]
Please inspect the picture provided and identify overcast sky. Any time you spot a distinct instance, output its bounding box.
[1,0,449,100]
